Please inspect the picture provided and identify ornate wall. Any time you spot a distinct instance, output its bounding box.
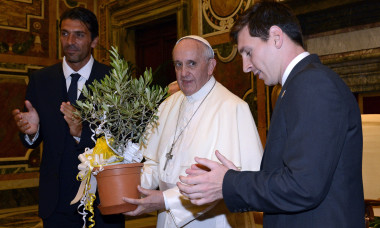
[95,0,380,147]
[1,0,380,220]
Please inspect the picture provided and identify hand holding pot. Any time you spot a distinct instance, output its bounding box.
[122,185,165,216]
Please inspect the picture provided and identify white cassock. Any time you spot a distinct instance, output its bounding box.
[141,76,263,228]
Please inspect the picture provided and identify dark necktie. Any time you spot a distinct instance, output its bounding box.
[68,73,81,104]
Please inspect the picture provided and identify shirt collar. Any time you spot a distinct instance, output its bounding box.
[186,76,216,103]
[281,52,310,86]
[62,55,94,81]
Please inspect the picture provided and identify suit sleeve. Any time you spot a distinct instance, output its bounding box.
[223,69,349,213]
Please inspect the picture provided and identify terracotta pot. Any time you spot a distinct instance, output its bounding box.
[95,163,143,215]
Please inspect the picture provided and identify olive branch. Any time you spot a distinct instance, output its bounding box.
[76,46,167,158]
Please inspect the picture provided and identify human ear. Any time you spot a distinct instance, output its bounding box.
[269,26,283,49]
[207,58,216,76]
[91,36,99,49]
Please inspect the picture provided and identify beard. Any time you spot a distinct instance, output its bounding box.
[63,45,89,63]
[65,54,83,63]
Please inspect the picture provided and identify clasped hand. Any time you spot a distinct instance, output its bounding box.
[177,150,238,205]
[60,101,82,137]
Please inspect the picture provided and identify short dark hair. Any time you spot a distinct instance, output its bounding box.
[230,1,304,48]
[59,7,99,40]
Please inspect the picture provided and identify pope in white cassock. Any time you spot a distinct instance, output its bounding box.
[122,35,263,227]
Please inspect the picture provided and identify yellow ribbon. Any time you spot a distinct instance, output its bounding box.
[71,137,123,227]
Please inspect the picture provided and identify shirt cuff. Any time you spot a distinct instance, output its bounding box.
[162,189,171,210]
[24,125,40,145]
[73,136,81,143]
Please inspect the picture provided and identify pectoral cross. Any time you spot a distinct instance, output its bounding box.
[163,146,174,170]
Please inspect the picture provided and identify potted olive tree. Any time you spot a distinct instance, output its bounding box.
[70,47,167,225]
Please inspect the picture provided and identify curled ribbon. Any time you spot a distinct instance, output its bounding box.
[71,137,123,227]
[71,136,143,227]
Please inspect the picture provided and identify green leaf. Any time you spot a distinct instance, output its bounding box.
[75,45,168,156]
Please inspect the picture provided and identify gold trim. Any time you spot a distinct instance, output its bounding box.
[213,44,237,63]
[97,0,190,63]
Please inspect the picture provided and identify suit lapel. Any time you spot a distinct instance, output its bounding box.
[275,54,321,103]
[282,54,321,91]
[262,55,321,168]
[59,65,69,103]
[269,55,322,133]
[48,64,70,151]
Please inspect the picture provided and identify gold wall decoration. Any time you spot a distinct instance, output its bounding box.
[212,43,237,63]
[198,0,265,143]
[201,0,251,37]
[0,0,44,32]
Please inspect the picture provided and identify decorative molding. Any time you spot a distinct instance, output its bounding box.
[201,0,251,37]
[97,0,190,64]
[306,26,380,56]
[321,48,380,93]
[0,64,42,74]
[295,0,380,36]
[243,72,255,100]
[213,43,237,63]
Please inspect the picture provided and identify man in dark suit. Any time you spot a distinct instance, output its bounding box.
[12,7,124,227]
[177,2,365,227]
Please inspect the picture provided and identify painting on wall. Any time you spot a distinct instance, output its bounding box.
[0,0,48,58]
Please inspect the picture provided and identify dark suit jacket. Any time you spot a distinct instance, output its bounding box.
[21,61,117,221]
[223,54,365,227]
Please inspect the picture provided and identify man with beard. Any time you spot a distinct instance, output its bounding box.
[12,7,124,227]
